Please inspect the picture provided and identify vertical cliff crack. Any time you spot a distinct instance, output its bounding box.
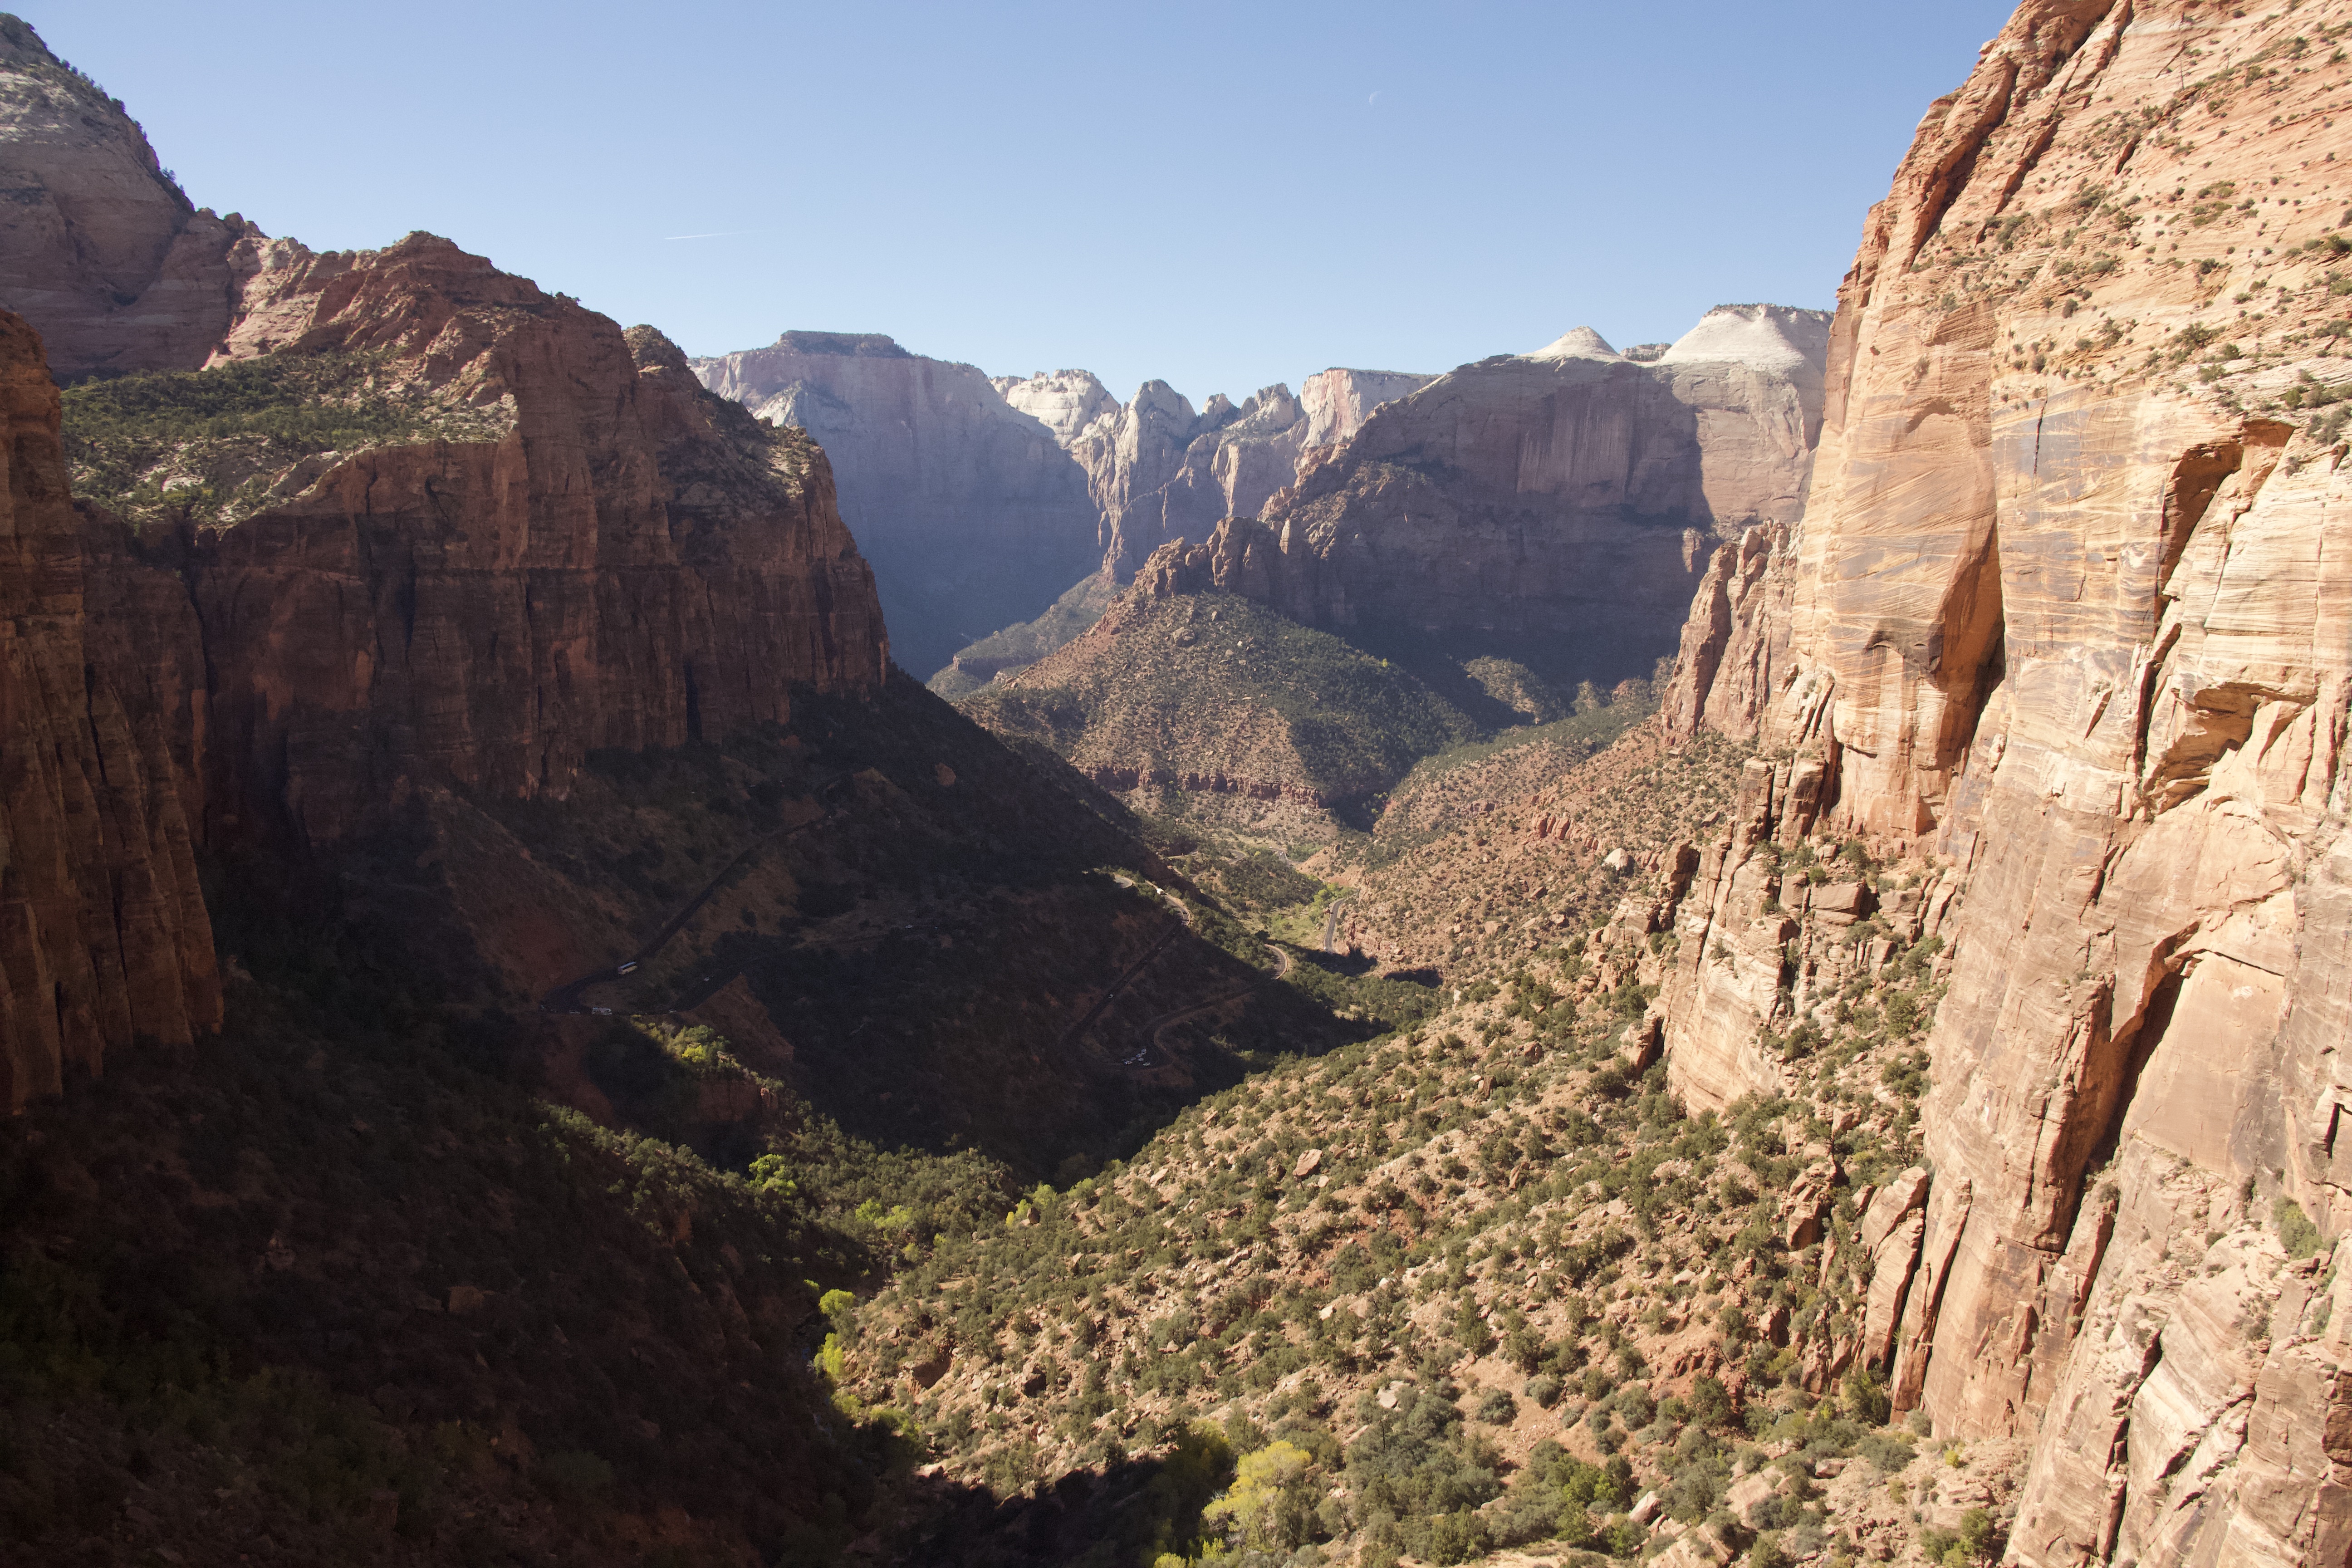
[2157,441,2244,624]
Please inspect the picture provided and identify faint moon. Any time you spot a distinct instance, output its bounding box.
[1368,90,1381,106]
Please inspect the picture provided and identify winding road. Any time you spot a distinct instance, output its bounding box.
[1135,939,1294,1058]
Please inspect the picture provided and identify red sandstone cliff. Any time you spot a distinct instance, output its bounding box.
[1662,4,2352,1561]
[191,234,887,843]
[0,309,218,1110]
[3,223,892,1103]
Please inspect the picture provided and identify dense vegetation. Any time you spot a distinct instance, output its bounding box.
[60,351,508,530]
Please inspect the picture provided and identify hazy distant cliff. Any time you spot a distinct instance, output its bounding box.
[694,333,1100,674]
[1136,306,1830,681]
[0,15,244,380]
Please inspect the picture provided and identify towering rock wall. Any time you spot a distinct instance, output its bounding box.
[0,224,890,1107]
[1027,367,1434,575]
[0,17,241,380]
[193,235,887,843]
[0,309,218,1111]
[1060,379,1325,574]
[1662,4,2352,1561]
[1298,367,1436,451]
[693,334,1098,674]
[1138,308,1829,677]
[694,342,1440,673]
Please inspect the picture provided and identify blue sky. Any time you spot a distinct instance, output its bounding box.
[48,2,2017,404]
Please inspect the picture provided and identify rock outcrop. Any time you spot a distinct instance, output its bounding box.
[1661,4,2352,1561]
[0,309,218,1110]
[698,334,1440,669]
[1050,371,1436,574]
[694,334,1099,674]
[0,17,241,380]
[191,235,886,843]
[1298,368,1437,451]
[1,224,890,1105]
[1129,309,1828,680]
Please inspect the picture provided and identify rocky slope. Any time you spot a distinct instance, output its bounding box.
[1662,3,2352,1563]
[0,17,243,380]
[0,308,218,1111]
[693,333,1102,674]
[967,584,1485,831]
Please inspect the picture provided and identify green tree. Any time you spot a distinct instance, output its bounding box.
[1201,1440,1318,1552]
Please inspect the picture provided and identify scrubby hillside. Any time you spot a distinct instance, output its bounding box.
[929,571,1122,699]
[828,716,2043,1568]
[965,590,1488,831]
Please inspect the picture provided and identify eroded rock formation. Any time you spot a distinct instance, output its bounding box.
[194,235,886,843]
[1034,370,1434,575]
[1661,4,2352,1560]
[1,225,890,1104]
[693,334,1099,673]
[0,309,218,1110]
[0,17,242,380]
[1114,309,1828,679]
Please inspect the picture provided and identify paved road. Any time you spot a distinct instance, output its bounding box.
[1322,899,1350,953]
[539,808,835,1015]
[1132,939,1294,1063]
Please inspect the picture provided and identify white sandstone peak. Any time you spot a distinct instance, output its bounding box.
[1658,304,1833,377]
[1526,326,1621,363]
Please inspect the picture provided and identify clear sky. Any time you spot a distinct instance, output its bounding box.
[45,1,2018,406]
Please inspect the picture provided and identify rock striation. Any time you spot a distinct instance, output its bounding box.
[692,334,1439,671]
[0,309,218,1111]
[0,17,242,380]
[1029,368,1436,575]
[1661,3,2352,1561]
[694,334,1099,675]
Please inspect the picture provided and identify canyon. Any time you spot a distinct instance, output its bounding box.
[702,309,1832,695]
[8,1,2352,1565]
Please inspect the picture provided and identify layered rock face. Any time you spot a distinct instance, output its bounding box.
[191,235,886,843]
[0,309,218,1111]
[694,334,1098,673]
[1137,309,1828,677]
[0,17,241,380]
[1663,4,2352,1561]
[696,331,1440,667]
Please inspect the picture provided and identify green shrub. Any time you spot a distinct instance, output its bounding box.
[2275,1197,2326,1259]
